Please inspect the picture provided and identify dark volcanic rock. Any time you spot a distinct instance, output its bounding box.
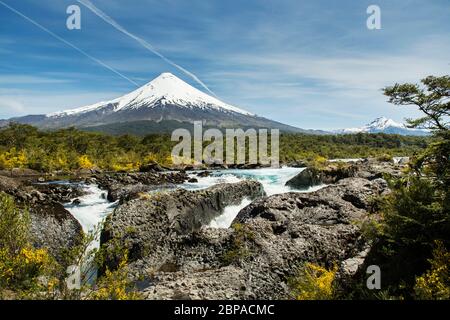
[0,175,21,193]
[196,171,211,178]
[101,175,390,300]
[236,178,389,224]
[285,159,405,189]
[0,168,41,178]
[139,162,164,173]
[33,183,86,203]
[28,201,83,260]
[106,183,164,202]
[285,167,323,189]
[101,181,265,264]
[0,175,83,261]
[95,171,189,202]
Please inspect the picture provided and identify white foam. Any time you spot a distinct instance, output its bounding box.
[180,167,326,228]
[64,184,116,246]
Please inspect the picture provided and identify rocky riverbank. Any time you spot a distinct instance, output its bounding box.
[285,158,405,189]
[0,168,190,262]
[0,175,84,260]
[92,171,189,202]
[100,181,265,265]
[0,158,406,299]
[96,159,401,299]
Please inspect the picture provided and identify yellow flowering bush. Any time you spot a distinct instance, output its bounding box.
[0,245,59,297]
[309,155,328,169]
[1,192,142,300]
[90,257,141,300]
[0,148,28,170]
[290,262,337,300]
[111,162,140,172]
[0,192,59,297]
[78,155,94,169]
[414,241,450,300]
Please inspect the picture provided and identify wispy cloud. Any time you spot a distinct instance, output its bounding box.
[0,98,25,114]
[1,0,449,128]
[77,0,217,97]
[0,75,74,85]
[0,89,123,118]
[0,0,139,86]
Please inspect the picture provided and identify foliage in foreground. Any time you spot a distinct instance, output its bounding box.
[296,76,449,300]
[414,241,450,300]
[357,75,449,299]
[289,263,337,300]
[0,192,141,300]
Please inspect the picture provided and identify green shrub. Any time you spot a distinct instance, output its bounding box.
[220,223,254,266]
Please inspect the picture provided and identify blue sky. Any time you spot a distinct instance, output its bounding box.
[0,0,449,129]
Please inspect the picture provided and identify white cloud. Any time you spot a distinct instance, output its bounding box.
[0,98,25,115]
[0,75,74,85]
[0,90,123,119]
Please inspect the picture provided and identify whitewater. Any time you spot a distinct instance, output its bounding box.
[63,167,325,240]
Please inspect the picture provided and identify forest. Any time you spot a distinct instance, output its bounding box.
[0,123,428,173]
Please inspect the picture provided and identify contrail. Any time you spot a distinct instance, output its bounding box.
[77,0,217,97]
[0,0,139,87]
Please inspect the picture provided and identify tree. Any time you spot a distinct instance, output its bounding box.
[383,75,449,131]
[362,75,450,299]
[384,75,449,197]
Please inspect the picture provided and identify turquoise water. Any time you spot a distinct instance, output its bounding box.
[63,167,326,232]
[182,167,326,228]
[183,167,321,196]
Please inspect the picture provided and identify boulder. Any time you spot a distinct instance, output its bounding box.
[28,201,83,261]
[285,168,323,189]
[0,175,21,194]
[100,181,265,265]
[139,162,164,173]
[33,183,86,203]
[196,171,211,178]
[285,159,405,189]
[94,171,190,202]
[0,175,83,261]
[102,176,390,299]
[106,183,163,202]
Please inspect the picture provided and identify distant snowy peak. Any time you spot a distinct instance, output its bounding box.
[47,72,253,118]
[335,117,429,136]
[366,117,404,130]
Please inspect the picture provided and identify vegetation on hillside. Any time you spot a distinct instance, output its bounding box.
[0,123,427,173]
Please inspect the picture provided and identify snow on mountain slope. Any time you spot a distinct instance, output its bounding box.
[335,117,430,136]
[47,73,253,118]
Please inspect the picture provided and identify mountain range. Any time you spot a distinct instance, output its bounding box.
[334,117,429,136]
[1,73,322,134]
[0,73,429,136]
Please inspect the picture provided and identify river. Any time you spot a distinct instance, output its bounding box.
[63,167,325,240]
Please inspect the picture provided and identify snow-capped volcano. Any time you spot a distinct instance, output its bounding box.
[334,117,429,136]
[4,72,307,133]
[48,73,252,118]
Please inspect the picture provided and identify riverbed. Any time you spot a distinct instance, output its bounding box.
[63,167,325,238]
